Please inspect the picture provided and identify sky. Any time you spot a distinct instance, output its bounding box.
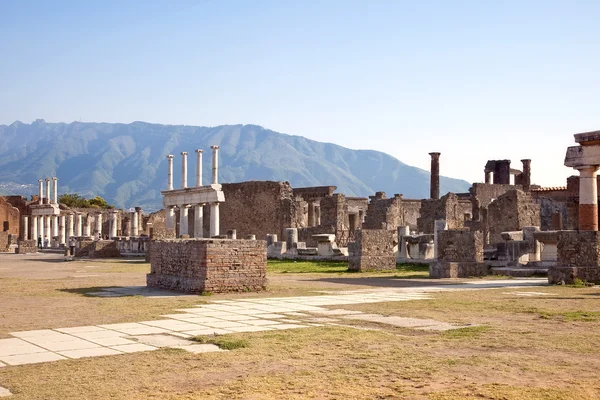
[1,0,599,187]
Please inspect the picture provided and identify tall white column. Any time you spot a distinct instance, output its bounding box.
[22,216,28,240]
[83,215,91,237]
[76,213,83,236]
[210,203,220,237]
[39,216,45,243]
[137,209,144,235]
[67,213,74,239]
[194,204,204,238]
[95,214,103,240]
[44,216,51,246]
[181,151,188,188]
[195,149,203,187]
[167,154,174,190]
[131,212,139,237]
[110,211,118,238]
[59,216,66,245]
[52,215,59,238]
[179,205,189,237]
[211,145,219,184]
[32,216,38,242]
[38,180,43,204]
[45,178,50,204]
[52,177,58,204]
[166,206,175,230]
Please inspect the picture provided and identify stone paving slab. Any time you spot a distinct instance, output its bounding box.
[109,343,157,353]
[253,313,287,319]
[57,347,123,359]
[224,325,275,333]
[138,320,207,331]
[311,309,364,316]
[56,326,108,334]
[86,337,138,346]
[31,339,101,352]
[173,344,223,354]
[70,329,128,340]
[243,319,282,326]
[202,321,250,329]
[0,386,11,397]
[130,334,192,348]
[0,351,67,366]
[0,339,48,357]
[182,328,233,336]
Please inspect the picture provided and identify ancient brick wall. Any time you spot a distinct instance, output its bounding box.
[549,231,600,284]
[147,239,267,293]
[486,190,541,244]
[417,193,464,234]
[89,240,121,258]
[470,183,522,209]
[402,200,422,231]
[534,197,568,231]
[0,232,10,251]
[16,239,37,254]
[0,197,20,235]
[436,230,484,263]
[363,192,404,230]
[146,209,176,239]
[348,229,395,271]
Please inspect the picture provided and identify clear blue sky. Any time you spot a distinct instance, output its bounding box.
[1,0,599,187]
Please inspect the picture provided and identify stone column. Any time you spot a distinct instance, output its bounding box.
[83,215,91,237]
[521,159,531,191]
[285,228,298,251]
[194,204,204,238]
[181,151,188,189]
[32,216,38,242]
[307,201,315,227]
[578,166,599,231]
[44,216,51,246]
[59,216,66,245]
[195,149,203,187]
[227,229,236,239]
[52,215,59,239]
[22,216,28,240]
[76,213,83,236]
[494,160,511,185]
[45,178,51,204]
[211,145,219,184]
[95,214,103,240]
[484,170,491,184]
[38,180,43,204]
[39,216,45,243]
[398,226,410,260]
[131,211,139,237]
[210,203,220,237]
[429,152,440,200]
[433,219,448,260]
[179,205,190,237]
[167,154,174,190]
[315,205,321,225]
[166,206,175,230]
[52,177,58,204]
[136,208,144,235]
[67,213,74,239]
[110,210,118,238]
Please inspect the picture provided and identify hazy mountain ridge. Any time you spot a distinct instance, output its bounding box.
[0,120,471,210]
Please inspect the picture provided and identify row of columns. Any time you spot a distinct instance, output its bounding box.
[167,146,220,190]
[38,177,58,205]
[307,201,321,227]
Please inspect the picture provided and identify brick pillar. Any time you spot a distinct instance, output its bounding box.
[521,159,531,191]
[577,166,598,231]
[429,152,440,199]
[494,160,511,184]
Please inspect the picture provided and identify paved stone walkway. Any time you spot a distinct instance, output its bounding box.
[0,279,546,368]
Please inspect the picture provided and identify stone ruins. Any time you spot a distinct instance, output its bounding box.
[3,129,600,288]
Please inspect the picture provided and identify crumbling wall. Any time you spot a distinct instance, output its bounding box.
[549,231,600,284]
[417,193,464,234]
[402,200,421,231]
[146,209,176,239]
[348,229,395,272]
[0,196,20,235]
[534,197,568,231]
[363,192,403,230]
[430,230,487,278]
[486,189,541,244]
[470,183,522,210]
[147,239,267,293]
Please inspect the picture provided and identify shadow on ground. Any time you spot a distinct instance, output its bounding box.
[59,286,197,298]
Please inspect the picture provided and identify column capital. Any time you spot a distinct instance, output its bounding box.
[181,151,188,156]
[167,154,174,159]
[38,179,44,183]
[211,145,220,150]
[195,149,203,154]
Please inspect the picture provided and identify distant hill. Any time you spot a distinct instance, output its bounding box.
[0,120,471,210]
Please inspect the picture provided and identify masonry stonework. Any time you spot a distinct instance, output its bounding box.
[430,230,487,278]
[348,229,396,272]
[147,239,267,293]
[548,231,600,284]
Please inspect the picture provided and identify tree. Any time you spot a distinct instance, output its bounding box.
[58,193,113,209]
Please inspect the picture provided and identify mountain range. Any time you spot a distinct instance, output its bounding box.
[0,120,471,211]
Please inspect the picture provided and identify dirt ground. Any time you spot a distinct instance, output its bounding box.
[1,253,600,399]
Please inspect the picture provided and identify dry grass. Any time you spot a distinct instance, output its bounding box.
[1,254,600,399]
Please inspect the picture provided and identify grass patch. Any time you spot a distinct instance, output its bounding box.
[193,335,250,350]
[440,325,490,338]
[394,263,430,278]
[267,260,348,274]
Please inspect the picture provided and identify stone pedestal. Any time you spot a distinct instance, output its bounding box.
[549,231,600,284]
[348,229,395,272]
[430,230,487,278]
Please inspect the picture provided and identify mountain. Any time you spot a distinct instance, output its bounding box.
[0,120,471,211]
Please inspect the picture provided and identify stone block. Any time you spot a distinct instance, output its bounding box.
[429,262,488,278]
[16,239,37,254]
[348,229,395,272]
[436,230,483,263]
[549,230,600,283]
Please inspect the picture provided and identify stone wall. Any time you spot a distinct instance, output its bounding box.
[0,197,20,236]
[430,230,487,278]
[470,183,522,209]
[147,239,267,293]
[363,192,403,230]
[486,190,541,244]
[348,229,396,272]
[534,197,568,231]
[146,209,176,239]
[89,240,121,258]
[403,200,422,231]
[16,239,37,254]
[549,231,600,284]
[417,193,464,234]
[0,231,11,252]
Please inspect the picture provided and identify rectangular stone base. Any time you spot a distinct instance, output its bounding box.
[16,239,37,254]
[147,238,267,293]
[348,255,396,272]
[429,262,488,279]
[548,266,600,284]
